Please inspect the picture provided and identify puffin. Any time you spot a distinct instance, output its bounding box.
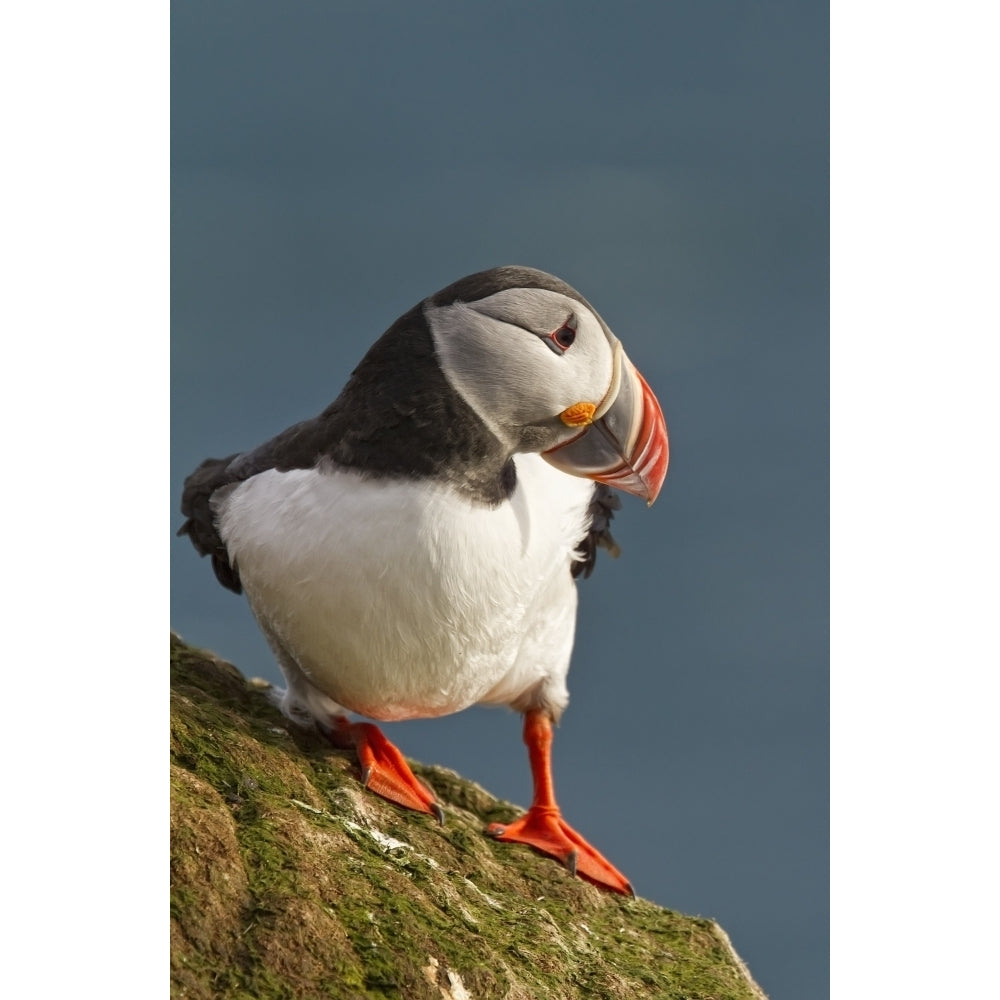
[179,266,669,895]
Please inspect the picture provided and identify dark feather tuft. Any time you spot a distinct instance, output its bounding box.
[178,454,244,593]
[572,484,622,579]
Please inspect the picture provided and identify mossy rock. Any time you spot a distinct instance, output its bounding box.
[170,633,766,999]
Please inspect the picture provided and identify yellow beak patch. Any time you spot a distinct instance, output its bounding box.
[559,401,597,427]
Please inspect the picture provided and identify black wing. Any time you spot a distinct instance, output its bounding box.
[177,452,246,593]
[571,484,622,580]
[176,409,344,594]
[178,303,514,593]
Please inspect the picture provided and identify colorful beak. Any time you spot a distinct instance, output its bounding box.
[542,347,669,505]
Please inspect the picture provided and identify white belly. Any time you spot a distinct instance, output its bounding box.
[216,455,594,721]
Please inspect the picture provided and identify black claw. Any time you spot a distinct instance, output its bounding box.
[565,849,578,877]
[431,803,445,826]
[360,765,373,787]
[488,826,505,838]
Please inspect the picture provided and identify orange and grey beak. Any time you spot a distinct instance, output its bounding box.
[542,347,669,505]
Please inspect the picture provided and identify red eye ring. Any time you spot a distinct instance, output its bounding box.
[550,324,576,351]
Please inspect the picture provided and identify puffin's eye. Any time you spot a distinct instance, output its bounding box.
[549,324,577,352]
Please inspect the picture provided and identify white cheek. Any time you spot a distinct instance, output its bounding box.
[427,302,536,437]
[426,301,614,437]
[562,319,615,405]
[526,336,612,417]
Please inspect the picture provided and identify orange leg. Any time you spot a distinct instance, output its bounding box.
[328,717,444,824]
[486,709,633,895]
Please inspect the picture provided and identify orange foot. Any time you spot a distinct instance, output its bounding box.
[327,717,444,824]
[485,709,634,896]
[487,805,633,895]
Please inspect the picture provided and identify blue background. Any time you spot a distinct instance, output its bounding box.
[171,4,829,996]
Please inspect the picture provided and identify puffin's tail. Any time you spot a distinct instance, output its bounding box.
[177,454,243,593]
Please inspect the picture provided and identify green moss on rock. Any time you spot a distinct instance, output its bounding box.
[170,633,766,999]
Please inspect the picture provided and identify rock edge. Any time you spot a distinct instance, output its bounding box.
[170,633,767,1000]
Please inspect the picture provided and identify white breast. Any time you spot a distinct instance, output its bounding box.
[215,455,595,721]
